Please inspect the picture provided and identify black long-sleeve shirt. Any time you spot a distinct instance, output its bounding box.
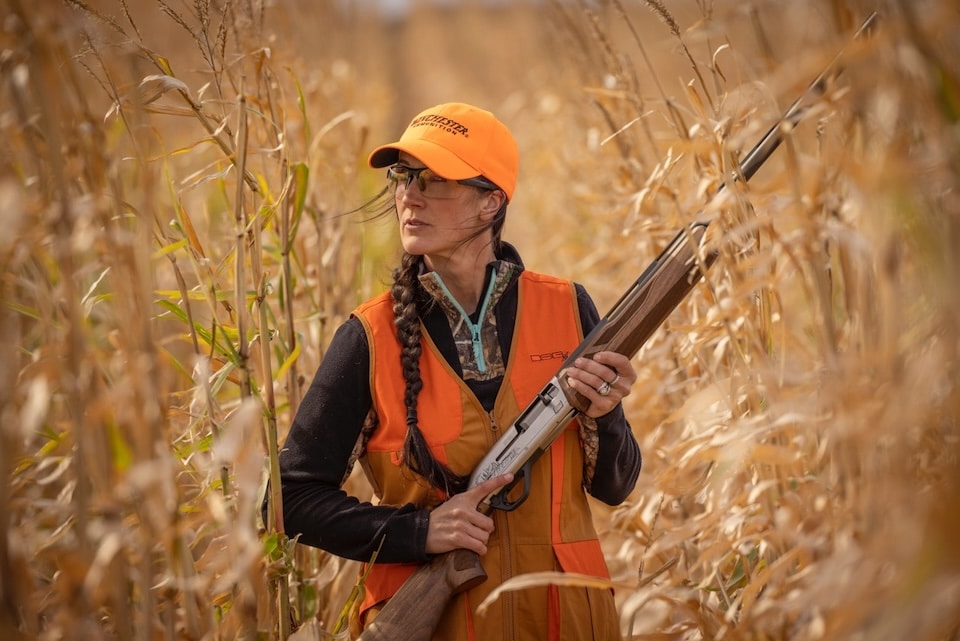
[272,245,641,564]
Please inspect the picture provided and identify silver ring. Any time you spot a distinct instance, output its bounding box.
[597,381,612,396]
[610,374,621,386]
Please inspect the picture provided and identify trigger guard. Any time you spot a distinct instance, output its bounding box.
[489,461,533,512]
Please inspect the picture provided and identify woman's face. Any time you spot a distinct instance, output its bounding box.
[393,151,502,268]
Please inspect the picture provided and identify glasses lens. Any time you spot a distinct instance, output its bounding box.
[388,165,469,198]
[417,168,441,193]
[387,165,409,189]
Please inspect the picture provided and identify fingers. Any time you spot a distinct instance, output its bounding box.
[562,351,637,418]
[464,472,514,506]
[426,503,494,555]
[425,474,513,556]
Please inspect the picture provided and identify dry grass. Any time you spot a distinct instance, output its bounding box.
[1,1,958,640]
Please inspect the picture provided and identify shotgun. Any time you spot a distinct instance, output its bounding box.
[357,12,878,641]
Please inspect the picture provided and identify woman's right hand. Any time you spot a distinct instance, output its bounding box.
[425,474,514,556]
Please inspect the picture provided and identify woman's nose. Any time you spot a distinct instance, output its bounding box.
[400,182,425,204]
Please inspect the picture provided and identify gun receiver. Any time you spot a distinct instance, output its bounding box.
[356,12,878,641]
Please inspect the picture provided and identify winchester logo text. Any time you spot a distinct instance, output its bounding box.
[410,114,470,137]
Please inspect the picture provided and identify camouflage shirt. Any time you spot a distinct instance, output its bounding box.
[418,259,516,383]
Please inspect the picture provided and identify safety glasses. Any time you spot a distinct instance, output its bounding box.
[387,164,498,198]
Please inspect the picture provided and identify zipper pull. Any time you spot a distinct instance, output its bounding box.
[472,325,487,373]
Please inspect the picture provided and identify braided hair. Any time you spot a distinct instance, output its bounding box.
[390,252,470,496]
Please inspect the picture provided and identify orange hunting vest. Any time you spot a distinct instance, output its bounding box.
[351,271,620,641]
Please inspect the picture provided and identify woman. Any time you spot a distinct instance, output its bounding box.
[276,102,641,640]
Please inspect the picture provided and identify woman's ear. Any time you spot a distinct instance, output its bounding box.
[478,190,506,221]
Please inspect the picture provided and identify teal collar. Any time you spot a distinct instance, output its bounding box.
[422,266,498,373]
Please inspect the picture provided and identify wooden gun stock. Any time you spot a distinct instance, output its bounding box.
[559,222,716,411]
[357,549,485,641]
[355,13,878,641]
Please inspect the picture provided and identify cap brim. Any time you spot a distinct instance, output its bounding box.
[368,139,481,181]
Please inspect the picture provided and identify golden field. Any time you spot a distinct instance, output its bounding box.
[1,0,958,639]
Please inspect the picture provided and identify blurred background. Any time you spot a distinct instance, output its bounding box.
[2,0,958,640]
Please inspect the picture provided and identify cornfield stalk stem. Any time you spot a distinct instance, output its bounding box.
[226,82,253,501]
[281,161,302,416]
[243,83,291,640]
[257,269,291,640]
[234,83,252,401]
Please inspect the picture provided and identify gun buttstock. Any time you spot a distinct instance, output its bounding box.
[357,549,486,641]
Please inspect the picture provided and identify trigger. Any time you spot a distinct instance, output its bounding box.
[489,461,533,512]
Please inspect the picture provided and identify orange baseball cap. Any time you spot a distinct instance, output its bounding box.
[368,102,519,202]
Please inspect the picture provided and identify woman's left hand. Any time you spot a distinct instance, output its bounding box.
[561,351,637,418]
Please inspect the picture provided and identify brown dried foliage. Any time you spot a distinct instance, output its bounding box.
[1,1,958,640]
